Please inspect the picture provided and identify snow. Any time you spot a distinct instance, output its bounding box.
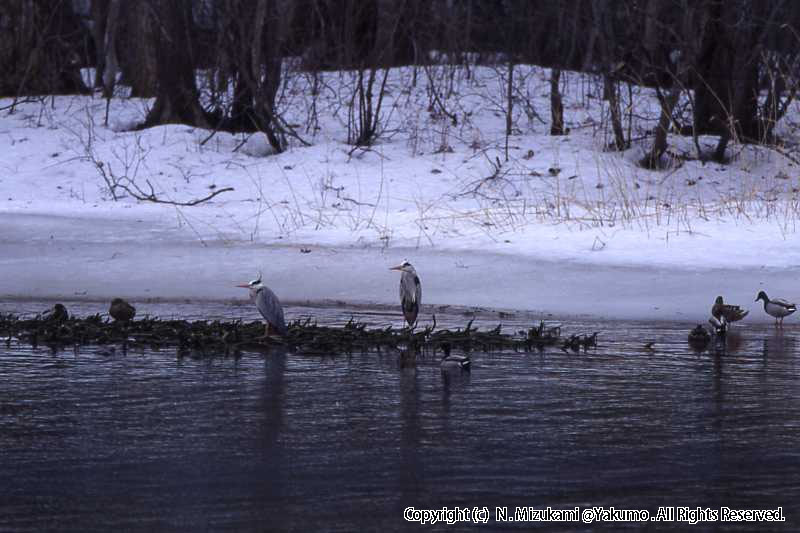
[1,65,799,322]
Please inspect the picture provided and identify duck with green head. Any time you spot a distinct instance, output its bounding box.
[755,291,796,327]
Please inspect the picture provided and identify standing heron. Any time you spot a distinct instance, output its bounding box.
[237,272,288,337]
[109,298,136,322]
[390,259,421,328]
[755,291,796,327]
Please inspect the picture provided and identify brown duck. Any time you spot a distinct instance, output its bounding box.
[109,298,136,322]
[711,296,748,323]
[42,303,69,323]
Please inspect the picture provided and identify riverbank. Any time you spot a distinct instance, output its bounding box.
[0,212,794,323]
[3,65,799,323]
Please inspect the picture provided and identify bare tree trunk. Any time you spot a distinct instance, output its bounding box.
[639,0,671,168]
[90,0,109,89]
[591,0,626,151]
[603,75,626,151]
[346,0,400,147]
[505,60,514,160]
[374,0,399,67]
[713,132,730,163]
[0,0,89,97]
[349,66,390,146]
[101,0,121,97]
[641,87,679,168]
[139,0,208,129]
[759,56,796,144]
[550,69,565,135]
[251,0,285,151]
[124,1,157,97]
[693,0,763,146]
[213,0,300,151]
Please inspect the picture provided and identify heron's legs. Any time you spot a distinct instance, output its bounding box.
[259,322,277,339]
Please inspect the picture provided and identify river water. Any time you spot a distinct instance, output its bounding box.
[1,301,798,531]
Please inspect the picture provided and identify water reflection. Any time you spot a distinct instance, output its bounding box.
[399,353,422,509]
[1,305,800,530]
[763,331,796,358]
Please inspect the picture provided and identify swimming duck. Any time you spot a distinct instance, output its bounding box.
[439,342,471,372]
[688,324,710,351]
[109,298,136,322]
[711,296,748,323]
[755,291,796,327]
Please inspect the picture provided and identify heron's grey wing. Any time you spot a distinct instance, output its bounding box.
[399,271,421,326]
[256,287,287,334]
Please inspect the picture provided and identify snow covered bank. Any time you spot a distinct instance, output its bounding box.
[1,65,799,320]
[0,212,795,323]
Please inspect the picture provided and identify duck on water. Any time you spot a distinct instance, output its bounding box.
[755,291,796,327]
[439,343,471,372]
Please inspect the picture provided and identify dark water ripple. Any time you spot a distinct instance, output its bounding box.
[1,302,799,531]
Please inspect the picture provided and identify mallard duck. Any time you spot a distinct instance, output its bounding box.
[109,298,136,322]
[236,272,287,337]
[688,324,710,350]
[755,291,796,327]
[707,316,729,353]
[708,316,727,337]
[390,260,421,328]
[711,296,748,323]
[439,342,470,372]
[42,303,69,323]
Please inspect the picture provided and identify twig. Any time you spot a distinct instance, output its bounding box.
[117,180,234,206]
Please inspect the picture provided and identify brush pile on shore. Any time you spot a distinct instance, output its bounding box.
[0,310,599,355]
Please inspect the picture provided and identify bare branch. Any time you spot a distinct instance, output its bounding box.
[116,180,234,206]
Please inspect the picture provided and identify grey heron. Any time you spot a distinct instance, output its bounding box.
[390,259,421,328]
[756,291,796,327]
[109,298,136,322]
[711,296,748,323]
[237,272,288,337]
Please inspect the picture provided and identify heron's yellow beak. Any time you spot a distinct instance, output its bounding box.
[389,265,403,271]
[236,284,250,288]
